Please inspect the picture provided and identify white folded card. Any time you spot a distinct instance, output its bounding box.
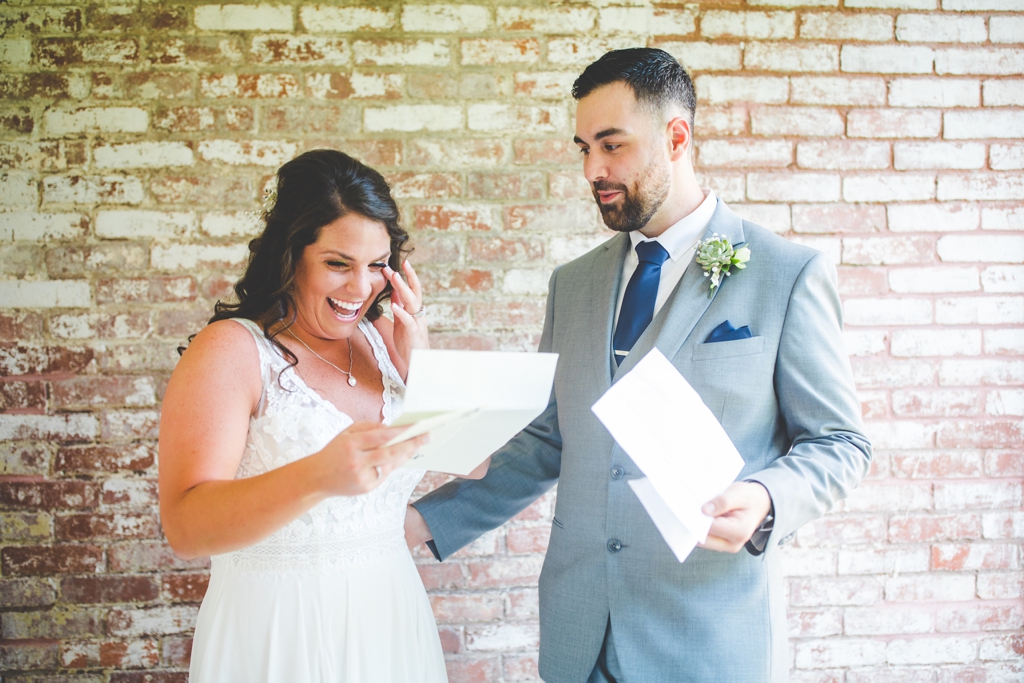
[591,348,744,562]
[388,349,558,476]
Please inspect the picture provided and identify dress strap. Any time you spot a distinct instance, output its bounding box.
[358,319,405,426]
[229,318,276,416]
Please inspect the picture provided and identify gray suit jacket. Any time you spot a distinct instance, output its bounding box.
[414,200,871,682]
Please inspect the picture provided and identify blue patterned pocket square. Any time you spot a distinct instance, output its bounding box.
[705,320,752,343]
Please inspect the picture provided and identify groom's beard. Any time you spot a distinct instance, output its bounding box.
[592,159,671,233]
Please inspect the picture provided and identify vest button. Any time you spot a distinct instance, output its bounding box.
[607,539,622,553]
[610,466,624,480]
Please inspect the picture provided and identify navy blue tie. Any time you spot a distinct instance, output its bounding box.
[613,240,670,365]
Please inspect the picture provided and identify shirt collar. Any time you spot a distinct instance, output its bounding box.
[629,188,717,262]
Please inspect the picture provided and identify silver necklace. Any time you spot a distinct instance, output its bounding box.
[287,329,357,387]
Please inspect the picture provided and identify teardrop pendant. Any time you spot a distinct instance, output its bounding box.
[348,376,357,387]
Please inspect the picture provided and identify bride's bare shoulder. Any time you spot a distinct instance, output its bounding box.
[175,319,263,394]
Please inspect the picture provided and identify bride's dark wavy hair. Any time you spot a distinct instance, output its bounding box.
[184,149,409,363]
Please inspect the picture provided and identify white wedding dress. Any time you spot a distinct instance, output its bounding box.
[188,318,448,682]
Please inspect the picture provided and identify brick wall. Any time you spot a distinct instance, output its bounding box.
[1,1,1022,681]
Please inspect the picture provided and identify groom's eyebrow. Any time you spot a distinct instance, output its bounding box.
[573,128,628,145]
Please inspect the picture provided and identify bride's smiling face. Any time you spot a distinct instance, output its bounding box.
[291,212,392,340]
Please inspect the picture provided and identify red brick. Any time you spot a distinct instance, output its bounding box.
[513,139,579,165]
[0,641,59,671]
[35,38,139,67]
[938,421,1024,449]
[0,380,47,411]
[0,481,98,509]
[1,545,103,576]
[425,333,498,351]
[1,108,34,134]
[505,526,551,554]
[466,557,543,588]
[148,37,244,67]
[385,172,462,199]
[88,5,187,31]
[55,513,160,541]
[61,575,159,603]
[889,514,982,543]
[937,603,1024,633]
[503,652,540,680]
[124,72,193,100]
[415,562,467,591]
[932,543,1019,571]
[161,573,210,603]
[444,655,500,682]
[262,104,358,134]
[891,451,984,479]
[55,443,155,474]
[0,344,95,376]
[51,376,158,409]
[0,312,44,342]
[153,307,209,338]
[986,451,1024,478]
[109,672,188,683]
[415,205,497,232]
[420,269,495,294]
[161,637,192,667]
[467,172,544,200]
[802,515,888,546]
[472,301,546,329]
[429,593,503,623]
[200,274,236,301]
[107,541,209,573]
[467,237,544,263]
[437,625,462,654]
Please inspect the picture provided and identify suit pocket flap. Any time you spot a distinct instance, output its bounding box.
[691,335,765,361]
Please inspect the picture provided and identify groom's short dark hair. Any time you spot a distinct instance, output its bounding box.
[572,47,696,129]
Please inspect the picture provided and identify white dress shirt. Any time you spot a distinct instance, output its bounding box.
[613,189,717,333]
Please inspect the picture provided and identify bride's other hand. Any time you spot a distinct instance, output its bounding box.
[311,422,429,496]
[386,260,428,367]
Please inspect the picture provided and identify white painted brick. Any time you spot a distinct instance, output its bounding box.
[352,39,449,67]
[848,109,941,139]
[496,7,595,34]
[887,637,977,665]
[467,104,567,133]
[896,14,987,43]
[842,46,934,74]
[795,639,887,669]
[983,206,1024,230]
[194,4,292,31]
[730,204,791,234]
[306,72,403,100]
[889,266,980,293]
[197,140,298,166]
[888,78,980,108]
[779,548,837,578]
[502,269,549,296]
[793,203,887,232]
[843,174,935,202]
[991,144,1024,171]
[891,329,982,357]
[696,76,789,104]
[982,265,1024,293]
[747,172,841,202]
[365,105,462,133]
[43,107,148,135]
[845,330,888,356]
[744,43,838,73]
[894,142,986,170]
[549,235,613,263]
[847,0,935,7]
[95,211,195,240]
[838,546,931,575]
[800,12,894,41]
[0,213,88,242]
[937,48,1024,76]
[990,16,1024,44]
[513,71,576,100]
[547,37,637,67]
[300,5,393,31]
[201,212,261,238]
[789,236,842,263]
[938,235,1024,263]
[988,390,1024,417]
[944,0,1024,8]
[0,172,37,211]
[402,4,490,33]
[0,414,98,441]
[843,235,934,265]
[843,297,933,325]
[888,203,979,232]
[749,0,838,5]
[150,243,249,270]
[250,35,349,66]
[598,7,696,35]
[945,111,1024,140]
[939,173,1024,201]
[657,42,742,72]
[797,141,890,170]
[41,175,144,206]
[701,11,796,39]
[0,280,90,308]
[983,79,1024,106]
[199,73,299,99]
[844,607,933,635]
[461,39,540,66]
[753,106,845,137]
[0,38,31,67]
[892,388,984,417]
[853,358,935,388]
[698,139,793,168]
[868,420,938,449]
[940,360,1024,387]
[983,511,1024,539]
[791,77,887,106]
[93,142,194,169]
[466,622,539,652]
[937,296,1024,324]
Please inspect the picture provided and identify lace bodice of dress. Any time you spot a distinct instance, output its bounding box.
[219,318,424,574]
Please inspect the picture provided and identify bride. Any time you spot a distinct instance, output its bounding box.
[158,149,454,681]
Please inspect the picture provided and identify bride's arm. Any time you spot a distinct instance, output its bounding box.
[158,320,427,560]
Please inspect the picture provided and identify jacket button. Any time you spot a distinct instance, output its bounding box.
[607,539,622,553]
[610,466,624,480]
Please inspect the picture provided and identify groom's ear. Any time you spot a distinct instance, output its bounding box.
[666,117,692,162]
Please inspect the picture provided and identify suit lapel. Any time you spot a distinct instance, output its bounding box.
[612,199,746,380]
[589,233,630,384]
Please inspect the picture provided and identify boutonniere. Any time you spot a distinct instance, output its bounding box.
[695,234,750,294]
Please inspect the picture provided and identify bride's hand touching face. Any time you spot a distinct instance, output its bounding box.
[385,260,428,369]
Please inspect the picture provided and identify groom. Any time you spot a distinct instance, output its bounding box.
[407,48,871,682]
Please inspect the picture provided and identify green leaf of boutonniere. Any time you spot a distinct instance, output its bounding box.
[695,234,751,295]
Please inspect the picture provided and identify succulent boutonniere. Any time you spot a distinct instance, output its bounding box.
[695,234,750,295]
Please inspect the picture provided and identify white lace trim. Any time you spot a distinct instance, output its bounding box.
[213,528,408,575]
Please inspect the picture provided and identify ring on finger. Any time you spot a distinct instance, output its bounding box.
[374,465,383,480]
[413,305,427,318]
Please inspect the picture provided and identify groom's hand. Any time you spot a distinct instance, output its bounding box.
[699,481,773,553]
[404,505,434,551]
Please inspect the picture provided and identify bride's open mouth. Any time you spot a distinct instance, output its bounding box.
[328,296,362,322]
